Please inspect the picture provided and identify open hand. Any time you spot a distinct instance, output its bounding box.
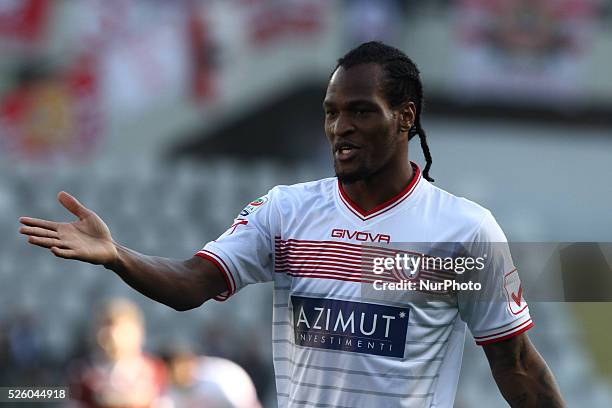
[19,192,118,266]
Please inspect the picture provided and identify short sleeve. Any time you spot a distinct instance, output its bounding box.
[458,211,534,345]
[195,189,278,301]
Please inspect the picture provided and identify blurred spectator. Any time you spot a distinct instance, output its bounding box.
[1,1,611,406]
[199,320,274,400]
[68,299,167,408]
[0,309,48,385]
[7,310,42,371]
[165,346,262,408]
[345,0,404,46]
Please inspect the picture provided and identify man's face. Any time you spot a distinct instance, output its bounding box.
[97,315,144,360]
[323,63,412,183]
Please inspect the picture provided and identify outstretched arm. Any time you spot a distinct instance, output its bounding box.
[483,333,565,407]
[19,191,227,311]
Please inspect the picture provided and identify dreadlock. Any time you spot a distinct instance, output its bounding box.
[335,41,434,182]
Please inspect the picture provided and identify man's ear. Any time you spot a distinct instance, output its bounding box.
[399,102,416,132]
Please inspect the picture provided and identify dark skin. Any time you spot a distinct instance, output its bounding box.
[325,63,565,406]
[324,64,415,212]
[484,333,565,407]
[18,192,226,311]
[19,62,564,406]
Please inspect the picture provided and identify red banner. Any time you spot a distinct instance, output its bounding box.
[0,0,50,42]
[0,56,102,161]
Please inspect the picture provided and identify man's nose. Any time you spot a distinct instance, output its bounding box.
[333,113,355,137]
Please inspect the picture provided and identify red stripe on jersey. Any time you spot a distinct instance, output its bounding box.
[275,264,389,279]
[276,239,451,273]
[276,248,456,282]
[275,237,424,253]
[199,250,236,292]
[275,245,454,275]
[275,252,382,263]
[276,240,430,261]
[275,259,449,278]
[276,255,453,277]
[275,246,391,259]
[275,259,371,271]
[196,250,236,299]
[275,256,374,267]
[337,162,421,220]
[275,238,400,253]
[475,321,534,345]
[474,318,533,341]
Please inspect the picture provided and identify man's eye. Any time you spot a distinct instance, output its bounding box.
[325,111,337,117]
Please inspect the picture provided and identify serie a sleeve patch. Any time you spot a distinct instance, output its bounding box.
[239,196,269,217]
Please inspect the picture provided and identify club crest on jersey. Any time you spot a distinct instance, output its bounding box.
[291,296,409,358]
[504,268,527,315]
[239,196,268,217]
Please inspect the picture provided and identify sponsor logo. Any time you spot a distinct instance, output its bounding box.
[291,296,409,358]
[239,196,268,217]
[330,228,391,243]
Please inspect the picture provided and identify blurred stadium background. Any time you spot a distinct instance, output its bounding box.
[0,0,611,407]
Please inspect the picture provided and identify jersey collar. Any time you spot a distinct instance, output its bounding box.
[336,162,423,222]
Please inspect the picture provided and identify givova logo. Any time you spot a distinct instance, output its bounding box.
[291,296,409,358]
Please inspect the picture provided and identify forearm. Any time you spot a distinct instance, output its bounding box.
[492,346,565,407]
[104,243,212,311]
[19,194,225,309]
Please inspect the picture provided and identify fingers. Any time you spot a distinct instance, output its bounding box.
[19,226,59,239]
[57,191,91,220]
[27,236,68,249]
[19,217,59,231]
[51,247,76,260]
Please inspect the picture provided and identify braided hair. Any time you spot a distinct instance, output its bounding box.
[335,41,434,182]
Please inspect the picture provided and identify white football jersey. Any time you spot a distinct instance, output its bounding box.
[196,163,533,408]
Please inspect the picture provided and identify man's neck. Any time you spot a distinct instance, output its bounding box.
[340,161,414,214]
